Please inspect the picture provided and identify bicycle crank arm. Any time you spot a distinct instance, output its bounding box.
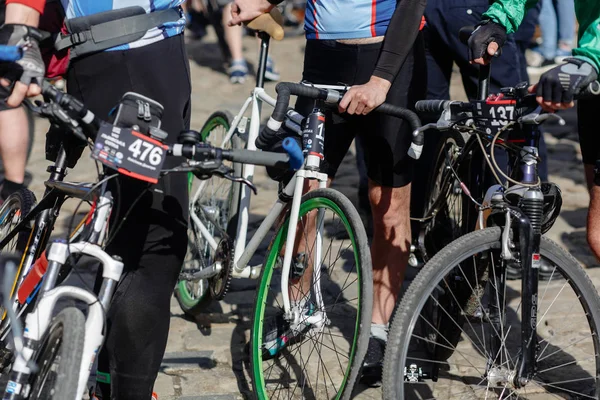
[179,262,222,281]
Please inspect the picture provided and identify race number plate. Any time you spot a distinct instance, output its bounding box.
[91,122,167,183]
[473,100,517,135]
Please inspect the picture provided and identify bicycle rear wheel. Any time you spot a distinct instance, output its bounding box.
[28,307,85,400]
[175,110,241,316]
[251,188,372,400]
[383,227,600,399]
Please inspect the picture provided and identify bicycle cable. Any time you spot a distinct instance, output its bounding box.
[489,122,541,188]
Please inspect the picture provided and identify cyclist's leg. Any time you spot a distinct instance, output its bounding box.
[0,1,29,201]
[0,107,28,199]
[578,96,600,260]
[67,34,190,400]
[361,34,426,327]
[284,40,359,302]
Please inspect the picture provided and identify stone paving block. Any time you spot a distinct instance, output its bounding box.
[161,351,216,372]
[154,373,176,400]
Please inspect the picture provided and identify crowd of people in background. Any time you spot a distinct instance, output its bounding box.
[181,0,578,86]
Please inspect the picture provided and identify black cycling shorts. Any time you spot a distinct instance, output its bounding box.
[297,36,426,188]
[578,96,600,165]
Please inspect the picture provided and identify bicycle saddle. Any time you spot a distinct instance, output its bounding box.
[246,8,285,40]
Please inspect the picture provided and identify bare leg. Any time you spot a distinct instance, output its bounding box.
[222,3,244,62]
[584,164,600,260]
[0,107,28,184]
[368,180,411,325]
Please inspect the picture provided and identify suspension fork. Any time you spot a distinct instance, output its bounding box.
[498,204,539,387]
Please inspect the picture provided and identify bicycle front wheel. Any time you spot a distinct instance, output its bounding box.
[28,307,86,400]
[176,110,241,316]
[251,188,373,400]
[383,227,600,399]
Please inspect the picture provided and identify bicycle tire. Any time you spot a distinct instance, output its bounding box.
[251,188,373,400]
[383,227,600,399]
[0,188,36,255]
[28,307,86,400]
[417,131,468,262]
[0,189,37,370]
[175,110,242,316]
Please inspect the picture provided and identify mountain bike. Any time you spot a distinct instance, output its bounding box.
[0,78,303,400]
[382,29,600,399]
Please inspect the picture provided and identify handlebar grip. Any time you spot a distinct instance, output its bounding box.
[375,103,422,132]
[225,148,291,169]
[282,137,303,170]
[415,100,450,115]
[0,46,22,62]
[374,103,424,160]
[459,26,474,46]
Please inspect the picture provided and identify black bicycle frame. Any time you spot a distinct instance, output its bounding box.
[0,141,97,337]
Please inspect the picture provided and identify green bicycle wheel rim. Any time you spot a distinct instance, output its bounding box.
[178,114,231,308]
[252,196,362,400]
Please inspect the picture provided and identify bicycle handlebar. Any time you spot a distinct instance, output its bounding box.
[258,82,424,159]
[31,82,304,176]
[169,141,302,170]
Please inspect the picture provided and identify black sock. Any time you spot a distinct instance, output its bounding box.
[1,179,24,199]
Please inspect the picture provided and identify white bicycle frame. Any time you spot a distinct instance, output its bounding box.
[189,81,350,320]
[5,193,122,400]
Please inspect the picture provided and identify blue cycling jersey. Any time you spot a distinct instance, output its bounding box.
[304,0,396,40]
[61,0,186,51]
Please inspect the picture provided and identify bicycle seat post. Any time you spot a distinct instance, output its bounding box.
[478,64,491,101]
[256,31,270,88]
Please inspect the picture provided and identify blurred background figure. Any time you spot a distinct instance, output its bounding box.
[183,0,280,84]
[528,0,576,68]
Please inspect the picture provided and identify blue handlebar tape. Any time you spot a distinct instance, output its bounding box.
[282,137,304,170]
[0,46,22,62]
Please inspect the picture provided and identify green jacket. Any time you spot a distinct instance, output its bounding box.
[484,0,600,72]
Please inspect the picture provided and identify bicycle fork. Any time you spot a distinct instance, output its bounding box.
[489,190,543,388]
[281,109,329,327]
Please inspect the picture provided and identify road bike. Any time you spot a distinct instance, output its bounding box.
[174,12,424,394]
[382,27,600,399]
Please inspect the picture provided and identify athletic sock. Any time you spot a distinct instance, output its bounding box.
[370,323,388,342]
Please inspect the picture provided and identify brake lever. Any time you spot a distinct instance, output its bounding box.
[224,174,257,194]
[518,112,565,126]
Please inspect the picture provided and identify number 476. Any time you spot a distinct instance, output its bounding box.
[128,139,163,166]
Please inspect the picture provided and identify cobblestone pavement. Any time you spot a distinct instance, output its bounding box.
[21,30,599,400]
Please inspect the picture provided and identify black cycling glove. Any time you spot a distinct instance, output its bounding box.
[0,24,45,88]
[467,19,507,62]
[536,58,598,104]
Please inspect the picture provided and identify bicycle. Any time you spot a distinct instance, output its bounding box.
[0,77,304,399]
[175,31,424,398]
[382,27,600,400]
